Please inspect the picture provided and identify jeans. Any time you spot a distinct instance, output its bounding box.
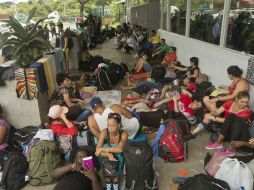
[76,109,92,122]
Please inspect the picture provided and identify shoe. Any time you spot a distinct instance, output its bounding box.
[113,184,119,190]
[216,149,235,157]
[105,183,112,190]
[185,133,196,141]
[205,143,223,150]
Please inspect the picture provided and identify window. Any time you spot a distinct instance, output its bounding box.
[170,0,187,35]
[190,1,224,45]
[226,0,254,54]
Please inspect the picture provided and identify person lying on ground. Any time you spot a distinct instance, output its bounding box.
[204,65,249,110]
[88,98,140,140]
[49,73,92,122]
[52,148,103,190]
[95,113,128,190]
[0,104,10,150]
[186,92,251,145]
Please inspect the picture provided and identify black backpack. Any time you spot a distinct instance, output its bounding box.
[151,66,166,80]
[106,61,126,85]
[96,69,112,90]
[123,141,158,190]
[178,174,231,190]
[0,152,28,190]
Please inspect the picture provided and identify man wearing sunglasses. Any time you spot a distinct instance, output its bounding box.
[88,98,140,140]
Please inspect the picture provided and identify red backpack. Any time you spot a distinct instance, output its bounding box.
[158,119,189,162]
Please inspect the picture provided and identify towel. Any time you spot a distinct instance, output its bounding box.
[30,62,48,93]
[152,124,165,157]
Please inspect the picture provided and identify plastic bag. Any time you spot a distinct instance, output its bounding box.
[215,158,253,190]
[205,154,226,177]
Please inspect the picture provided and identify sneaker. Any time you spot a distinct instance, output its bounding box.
[113,184,119,190]
[216,149,235,157]
[185,133,196,141]
[106,183,112,190]
[205,143,223,150]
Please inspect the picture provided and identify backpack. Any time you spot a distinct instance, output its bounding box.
[96,69,112,90]
[105,61,126,85]
[123,141,158,190]
[178,174,231,190]
[29,140,61,186]
[151,66,166,80]
[0,152,28,190]
[158,119,188,162]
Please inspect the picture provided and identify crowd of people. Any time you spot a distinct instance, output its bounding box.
[1,21,254,190]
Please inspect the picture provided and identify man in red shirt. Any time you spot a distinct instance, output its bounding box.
[162,47,177,65]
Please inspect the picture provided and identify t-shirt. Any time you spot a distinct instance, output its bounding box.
[0,119,10,150]
[222,100,251,119]
[169,94,194,117]
[49,122,78,136]
[149,35,160,44]
[54,171,92,190]
[94,107,139,139]
[159,44,170,54]
[164,53,177,63]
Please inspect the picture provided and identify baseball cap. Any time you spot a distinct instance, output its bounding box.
[48,105,68,119]
[90,97,103,109]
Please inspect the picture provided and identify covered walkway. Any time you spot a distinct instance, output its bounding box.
[22,39,212,190]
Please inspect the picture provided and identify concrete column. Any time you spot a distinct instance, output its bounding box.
[185,0,192,37]
[126,0,128,23]
[220,0,231,47]
[160,0,164,29]
[167,0,171,32]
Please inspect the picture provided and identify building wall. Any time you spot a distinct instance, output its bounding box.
[126,0,160,31]
[158,29,254,109]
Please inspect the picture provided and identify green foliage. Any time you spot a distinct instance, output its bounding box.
[0,8,52,68]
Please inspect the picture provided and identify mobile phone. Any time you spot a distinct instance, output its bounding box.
[82,156,94,170]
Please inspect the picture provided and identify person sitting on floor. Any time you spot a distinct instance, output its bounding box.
[88,98,140,140]
[47,105,86,161]
[149,30,160,45]
[172,56,200,79]
[131,54,152,74]
[161,47,177,65]
[95,113,128,190]
[204,65,249,110]
[52,148,103,190]
[151,39,170,61]
[0,104,10,150]
[49,73,92,122]
[203,92,252,156]
[186,92,251,145]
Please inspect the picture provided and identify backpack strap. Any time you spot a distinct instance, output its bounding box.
[0,153,13,185]
[44,146,54,180]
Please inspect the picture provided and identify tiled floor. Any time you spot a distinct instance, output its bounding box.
[23,38,212,190]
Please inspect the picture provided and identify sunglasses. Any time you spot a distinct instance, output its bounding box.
[108,113,121,121]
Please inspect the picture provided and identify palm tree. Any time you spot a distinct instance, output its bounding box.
[0,8,52,68]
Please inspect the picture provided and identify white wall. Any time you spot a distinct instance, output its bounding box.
[158,29,254,109]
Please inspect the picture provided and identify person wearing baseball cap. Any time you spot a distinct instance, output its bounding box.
[88,97,140,140]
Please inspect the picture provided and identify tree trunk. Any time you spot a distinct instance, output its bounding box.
[80,1,84,17]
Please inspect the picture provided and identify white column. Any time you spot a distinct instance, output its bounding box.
[220,0,231,47]
[126,0,128,23]
[160,0,164,29]
[167,0,171,32]
[185,0,192,37]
